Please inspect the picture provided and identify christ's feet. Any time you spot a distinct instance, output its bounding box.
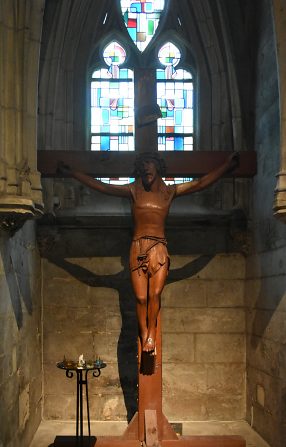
[143,336,156,354]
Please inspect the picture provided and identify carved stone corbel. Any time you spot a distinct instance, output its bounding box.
[0,161,43,235]
[0,196,42,235]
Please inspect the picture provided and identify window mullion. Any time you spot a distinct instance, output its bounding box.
[134,68,158,154]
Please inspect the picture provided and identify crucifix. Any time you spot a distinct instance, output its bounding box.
[43,147,251,447]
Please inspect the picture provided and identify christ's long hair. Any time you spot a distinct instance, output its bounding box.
[134,152,166,178]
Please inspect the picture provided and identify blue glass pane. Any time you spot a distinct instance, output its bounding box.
[174,137,183,150]
[131,2,142,13]
[102,109,109,124]
[156,70,165,80]
[145,3,153,12]
[175,110,182,125]
[101,136,110,150]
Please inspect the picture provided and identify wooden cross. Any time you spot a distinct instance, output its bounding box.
[94,313,246,447]
[41,150,254,446]
[38,150,256,178]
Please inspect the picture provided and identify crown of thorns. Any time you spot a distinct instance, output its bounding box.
[134,152,166,177]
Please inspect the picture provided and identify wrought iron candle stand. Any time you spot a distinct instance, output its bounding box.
[54,360,106,447]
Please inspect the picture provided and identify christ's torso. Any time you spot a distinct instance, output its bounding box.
[129,180,175,239]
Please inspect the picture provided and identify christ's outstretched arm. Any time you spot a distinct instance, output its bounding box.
[174,152,239,197]
[57,161,131,198]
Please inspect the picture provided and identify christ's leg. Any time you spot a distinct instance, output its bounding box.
[143,263,168,352]
[130,270,149,347]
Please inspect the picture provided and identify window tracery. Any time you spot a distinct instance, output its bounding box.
[156,42,193,151]
[120,0,165,52]
[91,41,134,151]
[90,1,195,158]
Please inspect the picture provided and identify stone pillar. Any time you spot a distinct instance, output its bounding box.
[272,0,286,221]
[0,0,44,233]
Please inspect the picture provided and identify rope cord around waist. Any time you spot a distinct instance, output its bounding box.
[131,236,167,274]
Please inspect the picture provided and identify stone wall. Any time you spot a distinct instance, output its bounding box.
[0,222,42,447]
[162,252,246,421]
[245,1,286,446]
[41,226,246,423]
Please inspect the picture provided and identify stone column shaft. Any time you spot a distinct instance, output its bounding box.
[0,0,44,232]
[273,0,286,219]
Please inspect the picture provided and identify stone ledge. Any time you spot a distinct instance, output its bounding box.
[30,420,270,447]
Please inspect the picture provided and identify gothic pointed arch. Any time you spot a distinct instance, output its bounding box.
[38,0,245,155]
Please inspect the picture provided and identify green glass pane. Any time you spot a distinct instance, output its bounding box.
[148,20,154,35]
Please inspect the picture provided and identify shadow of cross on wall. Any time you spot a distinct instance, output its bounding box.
[0,232,34,329]
[47,253,213,422]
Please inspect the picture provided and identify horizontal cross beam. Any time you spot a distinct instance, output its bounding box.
[38,150,256,178]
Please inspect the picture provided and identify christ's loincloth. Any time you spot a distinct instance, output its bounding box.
[130,236,169,276]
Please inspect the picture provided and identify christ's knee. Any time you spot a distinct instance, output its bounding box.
[149,290,161,304]
[136,295,147,306]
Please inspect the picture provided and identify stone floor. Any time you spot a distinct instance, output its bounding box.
[30,420,270,447]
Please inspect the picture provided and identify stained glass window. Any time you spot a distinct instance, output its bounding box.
[91,41,134,151]
[156,42,193,151]
[90,10,196,179]
[164,177,193,185]
[121,0,165,52]
[97,177,135,185]
[98,177,191,185]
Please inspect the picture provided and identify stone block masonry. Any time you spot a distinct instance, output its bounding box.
[0,221,42,447]
[162,253,245,422]
[41,228,246,423]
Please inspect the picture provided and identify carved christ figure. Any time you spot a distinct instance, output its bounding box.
[59,152,238,354]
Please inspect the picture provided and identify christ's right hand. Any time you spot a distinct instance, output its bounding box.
[57,161,71,176]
